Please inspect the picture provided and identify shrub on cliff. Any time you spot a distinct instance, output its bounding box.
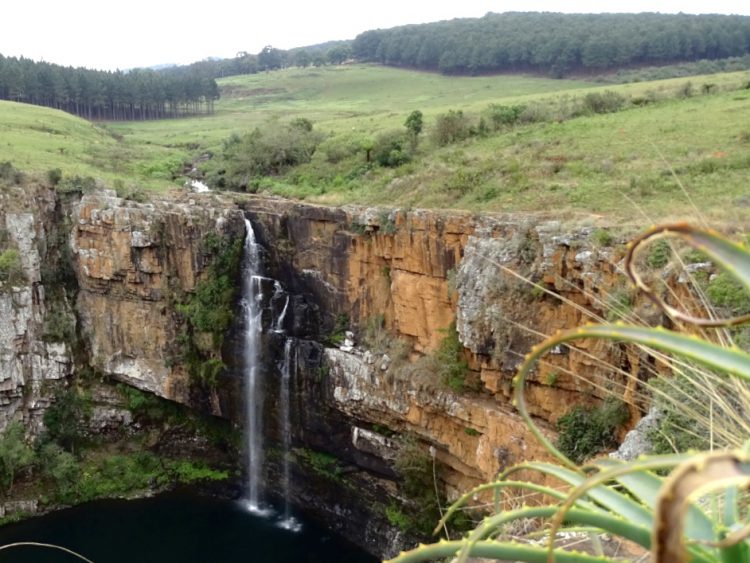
[0,161,24,186]
[556,398,629,464]
[392,438,442,537]
[176,232,242,387]
[43,388,92,454]
[435,322,470,392]
[178,233,243,342]
[0,422,36,494]
[0,248,25,286]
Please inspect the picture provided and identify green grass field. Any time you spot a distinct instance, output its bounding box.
[2,64,750,223]
[0,100,191,191]
[105,65,598,158]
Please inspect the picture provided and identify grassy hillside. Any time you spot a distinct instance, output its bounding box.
[106,65,597,156]
[4,64,750,223]
[0,101,114,176]
[0,100,191,191]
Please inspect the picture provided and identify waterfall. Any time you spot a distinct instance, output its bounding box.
[240,217,300,530]
[278,338,300,531]
[241,218,266,513]
[273,282,290,333]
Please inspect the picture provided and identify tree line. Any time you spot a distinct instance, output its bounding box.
[0,55,220,120]
[163,42,354,81]
[352,12,750,76]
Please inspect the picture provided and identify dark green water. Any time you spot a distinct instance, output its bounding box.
[0,492,379,563]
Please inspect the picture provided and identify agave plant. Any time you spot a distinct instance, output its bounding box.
[387,223,750,563]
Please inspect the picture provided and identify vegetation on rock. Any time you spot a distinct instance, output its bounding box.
[556,398,629,465]
[177,231,243,387]
[389,224,750,562]
[435,322,470,392]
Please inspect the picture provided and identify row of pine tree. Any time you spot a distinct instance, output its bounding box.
[0,55,219,120]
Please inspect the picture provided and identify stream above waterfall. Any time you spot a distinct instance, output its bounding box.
[0,491,378,563]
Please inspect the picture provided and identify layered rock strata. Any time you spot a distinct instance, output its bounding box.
[244,197,653,495]
[1,185,668,557]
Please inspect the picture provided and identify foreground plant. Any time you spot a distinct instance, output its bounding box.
[388,223,750,563]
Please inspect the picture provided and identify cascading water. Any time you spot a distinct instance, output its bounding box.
[240,217,301,530]
[278,338,300,531]
[241,218,266,513]
[273,282,289,333]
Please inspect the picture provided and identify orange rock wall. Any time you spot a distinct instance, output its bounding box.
[244,198,655,492]
[72,191,245,408]
[68,191,661,496]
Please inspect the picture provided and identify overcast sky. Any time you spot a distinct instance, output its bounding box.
[3,0,750,71]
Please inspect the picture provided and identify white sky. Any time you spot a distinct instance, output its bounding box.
[3,0,750,71]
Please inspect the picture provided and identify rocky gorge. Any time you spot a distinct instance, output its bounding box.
[0,183,664,558]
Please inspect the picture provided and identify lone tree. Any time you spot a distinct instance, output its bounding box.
[404,110,424,149]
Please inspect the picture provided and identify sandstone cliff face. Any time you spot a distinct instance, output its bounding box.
[0,186,656,556]
[244,197,654,496]
[71,190,245,410]
[0,186,72,434]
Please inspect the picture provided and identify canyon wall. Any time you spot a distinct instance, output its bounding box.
[0,186,661,556]
[243,197,654,498]
[0,186,72,434]
[71,189,245,412]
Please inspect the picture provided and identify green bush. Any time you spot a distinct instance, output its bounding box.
[318,134,363,164]
[0,422,36,494]
[645,239,671,268]
[56,175,97,194]
[46,168,63,186]
[404,110,424,148]
[372,129,411,167]
[136,157,182,181]
[707,271,750,315]
[0,162,24,185]
[40,447,228,505]
[43,388,92,454]
[582,90,627,114]
[325,313,350,345]
[432,110,472,146]
[115,183,149,203]
[555,398,629,464]
[120,385,180,422]
[295,448,343,481]
[484,104,526,129]
[196,358,226,388]
[221,120,324,189]
[393,438,440,535]
[519,101,554,123]
[38,443,79,500]
[0,248,25,286]
[168,459,229,483]
[178,232,243,352]
[435,322,469,391]
[385,503,412,532]
[43,305,76,343]
[590,228,615,247]
[444,167,483,195]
